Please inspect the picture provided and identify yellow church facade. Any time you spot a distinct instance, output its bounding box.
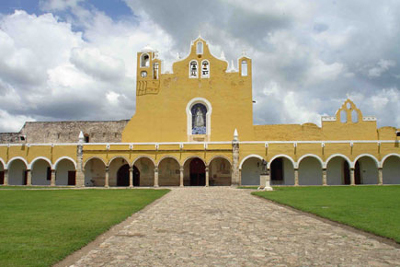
[0,38,399,188]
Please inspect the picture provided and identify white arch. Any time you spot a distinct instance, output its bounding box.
[325,154,352,169]
[297,154,324,169]
[54,156,77,170]
[186,97,212,136]
[207,155,232,166]
[83,157,107,169]
[6,157,29,169]
[29,157,52,169]
[353,154,380,168]
[267,154,296,169]
[182,156,207,167]
[108,156,130,167]
[381,153,400,166]
[157,155,181,168]
[0,157,5,169]
[239,154,263,169]
[132,156,156,167]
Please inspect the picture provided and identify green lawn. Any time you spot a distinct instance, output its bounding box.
[0,189,169,267]
[253,186,400,243]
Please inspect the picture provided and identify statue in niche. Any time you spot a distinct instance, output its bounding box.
[192,104,207,135]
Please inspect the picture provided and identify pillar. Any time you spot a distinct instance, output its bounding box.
[129,167,133,188]
[205,166,209,187]
[179,166,184,187]
[50,169,55,186]
[105,167,109,188]
[3,169,8,185]
[239,169,242,186]
[378,167,383,185]
[350,168,355,185]
[294,168,299,186]
[322,168,327,186]
[154,167,159,187]
[259,168,272,190]
[26,169,32,186]
[75,141,85,187]
[231,139,240,186]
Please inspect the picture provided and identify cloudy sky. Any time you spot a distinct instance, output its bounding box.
[0,0,399,133]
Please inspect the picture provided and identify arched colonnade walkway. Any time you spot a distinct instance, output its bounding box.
[83,155,232,187]
[240,153,400,186]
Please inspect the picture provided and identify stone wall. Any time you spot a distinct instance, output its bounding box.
[0,120,129,144]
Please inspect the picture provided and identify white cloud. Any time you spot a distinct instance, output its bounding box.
[368,59,396,78]
[0,110,35,132]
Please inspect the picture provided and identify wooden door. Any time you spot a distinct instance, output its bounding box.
[68,171,76,186]
[190,158,205,186]
[0,171,4,184]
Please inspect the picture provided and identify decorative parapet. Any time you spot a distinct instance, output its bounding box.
[362,116,377,122]
[321,116,336,122]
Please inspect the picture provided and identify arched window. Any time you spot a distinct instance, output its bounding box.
[351,110,358,123]
[141,53,150,68]
[241,60,248,76]
[153,62,159,79]
[189,60,198,78]
[201,60,209,78]
[197,42,203,55]
[340,110,347,123]
[191,103,207,135]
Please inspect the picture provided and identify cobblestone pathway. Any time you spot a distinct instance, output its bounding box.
[70,187,400,266]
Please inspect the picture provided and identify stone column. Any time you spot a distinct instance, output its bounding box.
[179,166,184,187]
[75,142,85,187]
[154,167,159,187]
[3,169,8,186]
[322,168,327,186]
[231,135,240,186]
[50,169,55,186]
[350,168,355,185]
[294,168,299,186]
[239,169,242,186]
[26,169,32,186]
[205,166,209,187]
[105,167,109,188]
[378,168,383,185]
[129,167,133,188]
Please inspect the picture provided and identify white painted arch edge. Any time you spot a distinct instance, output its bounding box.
[297,154,324,168]
[239,154,263,170]
[381,153,400,166]
[324,154,352,169]
[352,153,380,168]
[267,154,296,169]
[29,156,53,169]
[54,156,77,170]
[6,156,29,169]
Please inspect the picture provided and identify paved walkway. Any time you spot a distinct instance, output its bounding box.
[69,187,400,266]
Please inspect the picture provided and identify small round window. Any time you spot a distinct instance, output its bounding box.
[141,71,147,78]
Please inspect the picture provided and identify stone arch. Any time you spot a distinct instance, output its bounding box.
[268,155,295,185]
[133,156,155,186]
[55,158,76,186]
[0,157,7,170]
[84,157,106,187]
[30,157,52,186]
[297,154,323,169]
[209,157,231,186]
[353,154,379,168]
[267,154,296,169]
[30,157,52,169]
[158,157,181,186]
[240,155,263,186]
[157,155,181,168]
[108,157,129,187]
[207,155,232,167]
[326,155,351,185]
[298,155,323,185]
[381,154,400,184]
[7,157,28,185]
[183,156,206,186]
[54,157,77,170]
[353,154,379,185]
[83,157,107,169]
[239,154,263,170]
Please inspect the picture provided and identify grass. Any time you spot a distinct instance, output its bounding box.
[0,189,169,267]
[253,186,400,243]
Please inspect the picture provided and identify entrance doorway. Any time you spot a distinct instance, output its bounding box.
[190,158,205,186]
[117,165,140,186]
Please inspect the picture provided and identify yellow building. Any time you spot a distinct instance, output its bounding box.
[0,37,399,188]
